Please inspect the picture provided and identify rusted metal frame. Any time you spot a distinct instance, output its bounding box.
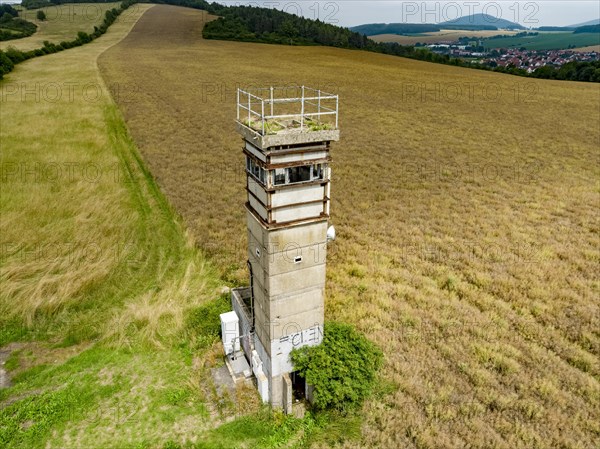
[263,140,329,153]
[244,152,330,192]
[268,179,329,192]
[264,144,329,156]
[245,202,329,229]
[243,148,330,170]
[246,187,329,212]
[266,157,331,170]
[260,177,329,193]
[242,86,336,98]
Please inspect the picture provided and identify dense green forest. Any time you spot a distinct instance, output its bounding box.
[0,4,37,41]
[350,23,441,36]
[574,24,600,34]
[536,26,575,32]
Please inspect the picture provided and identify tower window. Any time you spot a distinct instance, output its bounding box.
[312,164,323,180]
[246,157,266,185]
[271,164,326,187]
[274,168,286,186]
[288,166,311,183]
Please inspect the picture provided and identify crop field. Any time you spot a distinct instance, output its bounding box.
[483,31,600,50]
[574,44,600,52]
[370,29,520,45]
[98,5,600,449]
[0,3,121,51]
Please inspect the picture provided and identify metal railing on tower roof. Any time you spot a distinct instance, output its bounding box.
[236,86,339,136]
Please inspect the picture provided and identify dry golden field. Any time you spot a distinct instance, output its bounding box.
[99,6,600,448]
[574,45,600,53]
[370,29,519,45]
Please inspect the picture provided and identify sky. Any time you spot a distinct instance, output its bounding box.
[222,1,600,28]
[2,0,599,27]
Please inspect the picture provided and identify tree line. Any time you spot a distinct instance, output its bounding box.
[573,24,600,34]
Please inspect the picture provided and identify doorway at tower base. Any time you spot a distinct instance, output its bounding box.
[225,287,323,410]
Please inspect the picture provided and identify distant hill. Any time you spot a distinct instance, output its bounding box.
[350,23,440,36]
[440,13,525,30]
[536,27,575,32]
[573,24,600,34]
[569,19,600,27]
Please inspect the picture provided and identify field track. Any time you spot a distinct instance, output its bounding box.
[370,29,519,44]
[99,6,600,448]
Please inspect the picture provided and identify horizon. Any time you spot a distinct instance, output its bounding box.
[2,0,599,28]
[224,1,599,29]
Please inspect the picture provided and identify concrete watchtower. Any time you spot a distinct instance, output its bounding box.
[226,86,339,410]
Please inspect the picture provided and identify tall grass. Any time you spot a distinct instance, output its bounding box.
[0,2,219,349]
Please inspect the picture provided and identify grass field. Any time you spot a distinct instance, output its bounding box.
[371,29,520,45]
[483,31,600,50]
[0,3,122,51]
[574,44,600,52]
[98,5,600,449]
[372,30,600,50]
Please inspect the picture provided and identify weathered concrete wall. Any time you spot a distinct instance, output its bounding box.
[271,184,324,208]
[236,122,339,149]
[239,124,335,410]
[282,373,293,414]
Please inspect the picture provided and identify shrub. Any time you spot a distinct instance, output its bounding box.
[37,10,47,21]
[290,322,383,410]
[0,50,15,78]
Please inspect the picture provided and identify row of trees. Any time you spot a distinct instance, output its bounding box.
[22,0,122,8]
[0,0,136,79]
[203,6,371,49]
[528,60,600,82]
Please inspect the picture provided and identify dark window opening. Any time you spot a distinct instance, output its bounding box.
[291,371,306,401]
[271,163,326,186]
[247,157,266,185]
[274,168,286,185]
[312,164,323,180]
[288,165,311,183]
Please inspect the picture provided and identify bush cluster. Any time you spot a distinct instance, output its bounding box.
[290,322,383,411]
[20,0,54,10]
[0,6,38,42]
